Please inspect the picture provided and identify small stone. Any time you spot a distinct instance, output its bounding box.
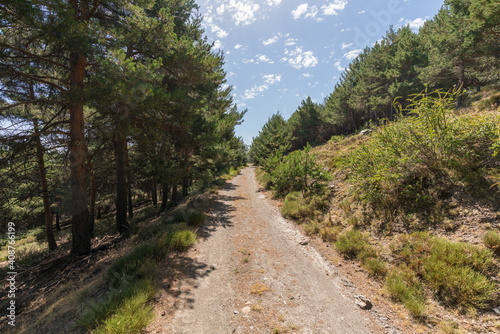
[493,307,500,315]
[234,310,239,314]
[299,239,309,245]
[427,324,434,329]
[242,306,251,314]
[355,295,373,310]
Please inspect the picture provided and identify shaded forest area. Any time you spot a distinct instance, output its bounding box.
[0,0,246,256]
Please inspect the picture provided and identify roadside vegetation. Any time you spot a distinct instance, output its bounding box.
[252,88,500,331]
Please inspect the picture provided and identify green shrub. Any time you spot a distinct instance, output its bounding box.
[423,258,496,309]
[280,190,330,221]
[385,267,426,317]
[169,230,196,250]
[362,258,388,278]
[483,230,500,255]
[270,144,331,197]
[171,208,206,226]
[344,91,499,210]
[335,230,376,259]
[392,233,498,310]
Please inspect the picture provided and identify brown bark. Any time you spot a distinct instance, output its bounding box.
[69,51,91,255]
[33,118,57,251]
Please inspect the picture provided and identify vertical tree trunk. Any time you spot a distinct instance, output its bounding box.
[33,118,57,251]
[171,182,178,207]
[159,184,169,213]
[55,212,60,231]
[126,147,133,219]
[114,133,129,236]
[69,51,91,255]
[182,176,189,197]
[152,182,157,205]
[87,153,96,237]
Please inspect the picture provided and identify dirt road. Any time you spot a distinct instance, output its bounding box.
[152,166,375,333]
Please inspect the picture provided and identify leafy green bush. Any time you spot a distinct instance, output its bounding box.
[269,144,331,197]
[171,208,206,226]
[345,91,499,210]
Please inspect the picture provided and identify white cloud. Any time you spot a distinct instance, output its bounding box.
[262,74,282,84]
[216,4,225,15]
[292,3,309,19]
[334,61,344,71]
[243,84,269,99]
[405,17,427,30]
[343,49,362,60]
[305,5,321,21]
[283,47,318,69]
[228,0,260,26]
[263,35,279,45]
[284,38,297,46]
[213,40,222,49]
[358,10,366,14]
[266,0,282,6]
[292,3,323,21]
[256,54,274,64]
[321,0,347,15]
[211,24,228,38]
[242,73,282,100]
[235,44,244,49]
[299,73,312,79]
[341,42,353,49]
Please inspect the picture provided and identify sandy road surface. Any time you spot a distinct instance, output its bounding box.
[154,166,374,334]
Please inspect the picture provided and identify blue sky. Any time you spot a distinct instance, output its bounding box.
[198,0,444,145]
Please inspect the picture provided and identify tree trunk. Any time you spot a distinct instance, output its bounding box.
[87,153,96,237]
[152,182,157,205]
[126,147,133,219]
[55,212,60,231]
[33,118,57,251]
[171,182,178,207]
[182,176,189,196]
[114,133,129,236]
[69,51,91,255]
[159,183,169,213]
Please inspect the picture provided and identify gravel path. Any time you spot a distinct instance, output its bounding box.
[157,166,373,334]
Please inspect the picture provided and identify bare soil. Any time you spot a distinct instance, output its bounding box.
[147,166,399,334]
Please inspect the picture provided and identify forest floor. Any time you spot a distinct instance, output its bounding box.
[145,166,401,334]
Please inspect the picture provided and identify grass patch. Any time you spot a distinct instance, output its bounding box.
[77,278,156,333]
[391,232,498,311]
[483,230,500,255]
[80,221,197,333]
[280,190,330,222]
[385,267,427,317]
[334,229,377,260]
